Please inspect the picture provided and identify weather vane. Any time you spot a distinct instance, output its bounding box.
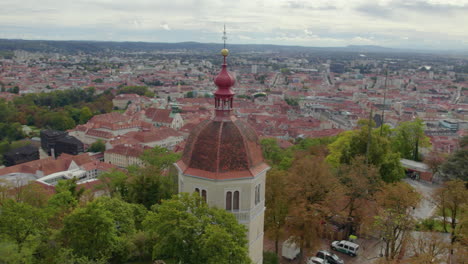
[222,24,227,49]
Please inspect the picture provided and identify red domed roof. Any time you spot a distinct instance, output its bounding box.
[176,116,268,180]
[214,64,235,95]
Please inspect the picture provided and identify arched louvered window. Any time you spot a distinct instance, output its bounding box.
[255,184,261,205]
[202,190,207,203]
[195,188,200,194]
[233,191,240,211]
[226,191,232,210]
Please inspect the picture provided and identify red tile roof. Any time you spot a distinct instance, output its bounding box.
[105,144,150,158]
[145,108,173,124]
[179,116,268,180]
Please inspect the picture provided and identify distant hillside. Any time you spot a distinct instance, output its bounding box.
[0,38,465,56]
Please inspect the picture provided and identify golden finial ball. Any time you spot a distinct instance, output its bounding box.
[221,48,229,56]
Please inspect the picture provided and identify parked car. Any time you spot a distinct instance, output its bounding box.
[316,250,344,264]
[282,237,300,260]
[307,256,328,264]
[331,240,360,256]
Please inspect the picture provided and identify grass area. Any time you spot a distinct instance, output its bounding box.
[435,208,460,221]
[415,218,452,233]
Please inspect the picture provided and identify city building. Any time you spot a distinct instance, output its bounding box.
[104,144,149,167]
[174,48,269,264]
[54,135,85,156]
[0,153,113,187]
[439,119,459,131]
[3,144,39,167]
[143,108,184,130]
[40,130,67,156]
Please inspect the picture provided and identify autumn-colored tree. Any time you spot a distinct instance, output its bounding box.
[12,182,52,208]
[265,169,289,254]
[440,136,468,181]
[453,203,468,263]
[406,232,450,264]
[337,156,381,236]
[424,151,446,180]
[286,155,341,263]
[374,182,420,260]
[434,179,468,250]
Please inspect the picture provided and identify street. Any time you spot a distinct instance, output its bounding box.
[403,178,440,220]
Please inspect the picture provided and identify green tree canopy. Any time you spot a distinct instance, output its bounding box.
[140,146,181,170]
[391,118,431,161]
[0,199,47,250]
[117,86,154,97]
[88,140,105,153]
[143,193,251,264]
[79,106,93,124]
[327,121,404,182]
[60,201,118,260]
[260,138,293,170]
[98,170,129,198]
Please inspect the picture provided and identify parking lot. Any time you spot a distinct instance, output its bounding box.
[265,237,385,264]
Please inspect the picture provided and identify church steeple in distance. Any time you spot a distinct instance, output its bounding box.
[214,25,235,118]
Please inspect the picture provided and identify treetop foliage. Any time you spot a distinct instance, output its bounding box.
[117,85,154,97]
[144,193,251,264]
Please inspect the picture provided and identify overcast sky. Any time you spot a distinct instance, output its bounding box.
[1,0,468,50]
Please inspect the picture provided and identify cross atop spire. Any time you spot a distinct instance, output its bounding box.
[214,24,235,118]
[222,24,227,49]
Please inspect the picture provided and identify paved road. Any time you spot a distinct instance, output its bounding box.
[403,178,440,219]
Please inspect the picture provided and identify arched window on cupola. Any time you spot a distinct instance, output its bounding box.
[233,191,239,211]
[202,190,207,203]
[255,184,261,205]
[226,191,232,210]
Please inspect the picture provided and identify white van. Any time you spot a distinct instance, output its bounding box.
[282,237,300,260]
[331,240,360,256]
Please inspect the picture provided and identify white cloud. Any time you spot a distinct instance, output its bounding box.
[160,22,171,31]
[0,0,466,49]
[237,35,252,40]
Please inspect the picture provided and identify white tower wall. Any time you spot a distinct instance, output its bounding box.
[176,167,268,264]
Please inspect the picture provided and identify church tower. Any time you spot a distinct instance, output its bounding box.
[174,46,270,264]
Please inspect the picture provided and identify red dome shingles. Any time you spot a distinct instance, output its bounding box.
[234,120,264,167]
[179,117,266,180]
[181,119,210,166]
[188,121,221,172]
[219,121,249,172]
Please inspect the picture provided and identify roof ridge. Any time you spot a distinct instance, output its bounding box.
[215,121,224,178]
[185,119,211,173]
